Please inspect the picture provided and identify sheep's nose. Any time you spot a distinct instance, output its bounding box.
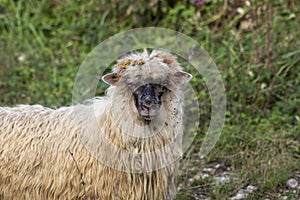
[143,97,154,108]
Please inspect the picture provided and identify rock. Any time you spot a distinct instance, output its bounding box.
[230,185,257,200]
[202,173,210,179]
[214,164,221,169]
[246,185,257,193]
[203,167,215,174]
[214,176,230,184]
[286,178,298,189]
[230,189,246,200]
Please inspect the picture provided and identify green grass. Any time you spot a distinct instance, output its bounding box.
[1,0,300,199]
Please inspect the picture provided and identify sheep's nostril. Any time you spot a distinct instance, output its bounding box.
[143,100,153,108]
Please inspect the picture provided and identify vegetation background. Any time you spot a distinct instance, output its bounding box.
[0,0,299,199]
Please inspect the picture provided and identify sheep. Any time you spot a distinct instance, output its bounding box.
[0,50,192,199]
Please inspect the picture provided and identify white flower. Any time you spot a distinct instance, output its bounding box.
[18,53,26,62]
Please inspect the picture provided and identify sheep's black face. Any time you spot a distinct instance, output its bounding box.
[132,83,166,122]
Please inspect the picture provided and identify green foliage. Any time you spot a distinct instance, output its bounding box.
[0,0,299,198]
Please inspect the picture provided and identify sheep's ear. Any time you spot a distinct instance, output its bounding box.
[174,71,192,84]
[102,73,119,85]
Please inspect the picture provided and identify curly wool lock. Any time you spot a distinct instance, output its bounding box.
[0,50,192,199]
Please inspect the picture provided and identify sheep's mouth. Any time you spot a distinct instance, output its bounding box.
[139,103,161,121]
[132,83,165,122]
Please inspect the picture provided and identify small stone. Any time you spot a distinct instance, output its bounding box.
[214,176,230,184]
[192,174,201,182]
[187,166,195,171]
[237,7,244,15]
[241,20,254,30]
[246,185,257,193]
[261,83,267,89]
[177,185,182,191]
[202,173,209,179]
[286,178,298,189]
[230,185,256,200]
[230,189,246,200]
[203,167,215,174]
[215,164,221,169]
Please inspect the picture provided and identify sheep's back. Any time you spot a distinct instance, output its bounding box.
[0,104,172,199]
[0,105,86,198]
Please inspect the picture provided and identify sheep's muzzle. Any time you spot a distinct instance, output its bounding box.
[133,83,165,122]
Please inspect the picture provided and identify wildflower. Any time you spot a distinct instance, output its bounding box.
[194,0,207,7]
[18,53,26,62]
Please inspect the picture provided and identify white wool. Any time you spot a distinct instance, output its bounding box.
[0,50,189,199]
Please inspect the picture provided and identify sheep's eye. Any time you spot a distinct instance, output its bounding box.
[152,84,166,97]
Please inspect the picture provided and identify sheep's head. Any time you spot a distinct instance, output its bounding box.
[102,50,192,122]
